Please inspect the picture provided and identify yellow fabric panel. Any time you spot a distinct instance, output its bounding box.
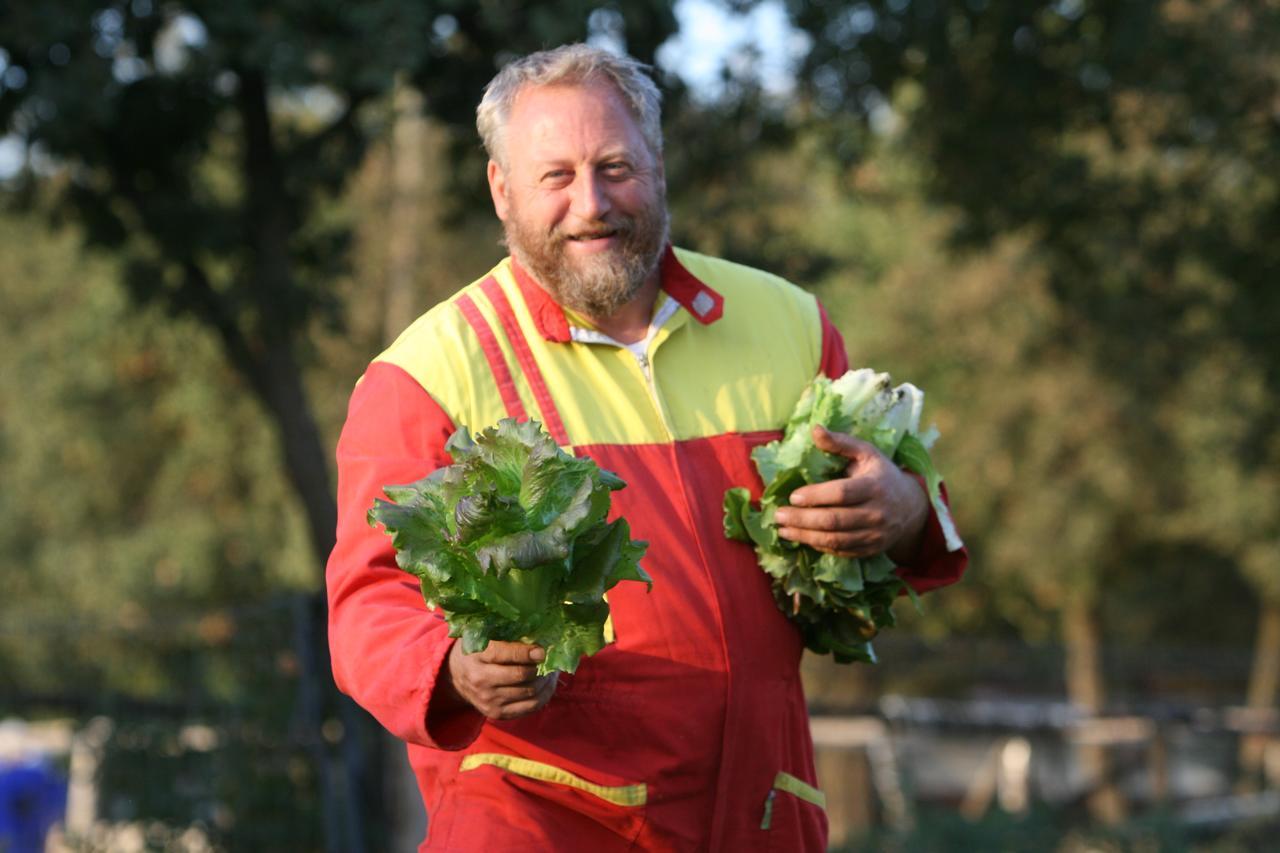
[373,251,826,446]
[460,752,648,807]
[773,771,826,810]
[498,252,824,444]
[372,277,519,437]
[491,262,673,445]
[653,249,823,440]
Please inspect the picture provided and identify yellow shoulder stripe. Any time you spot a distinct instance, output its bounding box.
[459,752,647,807]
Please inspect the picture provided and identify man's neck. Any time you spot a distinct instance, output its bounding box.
[580,275,661,345]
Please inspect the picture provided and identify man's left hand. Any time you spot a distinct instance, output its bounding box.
[773,425,929,564]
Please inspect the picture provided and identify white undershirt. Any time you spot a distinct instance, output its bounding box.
[568,297,681,381]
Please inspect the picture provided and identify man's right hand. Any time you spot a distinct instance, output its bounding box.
[440,640,559,721]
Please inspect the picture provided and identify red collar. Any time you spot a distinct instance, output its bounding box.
[511,246,725,343]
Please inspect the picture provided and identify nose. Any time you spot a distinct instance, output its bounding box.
[569,170,611,222]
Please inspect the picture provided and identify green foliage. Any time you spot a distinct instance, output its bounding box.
[0,5,682,842]
[786,0,1280,608]
[0,211,340,847]
[0,0,689,576]
[0,210,315,699]
[369,419,651,676]
[822,171,1159,641]
[1,0,1275,838]
[724,370,958,663]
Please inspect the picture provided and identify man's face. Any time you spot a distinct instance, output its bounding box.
[487,81,668,320]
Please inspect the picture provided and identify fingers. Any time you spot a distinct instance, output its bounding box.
[476,640,546,666]
[775,431,915,557]
[775,527,888,558]
[447,641,559,721]
[790,428,888,508]
[532,670,561,708]
[774,448,929,558]
[788,474,877,509]
[775,507,890,558]
[774,505,884,534]
[469,640,545,686]
[477,671,558,720]
[487,671,559,705]
[810,425,878,460]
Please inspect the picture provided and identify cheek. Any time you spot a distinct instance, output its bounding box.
[507,201,561,240]
[614,182,665,220]
[522,194,571,232]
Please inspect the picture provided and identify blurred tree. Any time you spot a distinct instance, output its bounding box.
[0,207,349,847]
[0,0,680,577]
[839,186,1148,822]
[0,6,685,847]
[0,210,316,699]
[786,0,1279,802]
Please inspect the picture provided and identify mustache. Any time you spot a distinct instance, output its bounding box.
[553,218,634,244]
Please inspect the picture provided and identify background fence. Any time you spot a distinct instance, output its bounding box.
[0,594,383,852]
[3,604,1276,851]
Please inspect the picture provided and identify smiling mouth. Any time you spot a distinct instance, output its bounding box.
[567,230,619,242]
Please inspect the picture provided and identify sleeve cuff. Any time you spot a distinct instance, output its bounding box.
[894,480,968,594]
[421,636,485,750]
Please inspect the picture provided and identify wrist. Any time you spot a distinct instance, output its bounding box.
[887,473,929,564]
[425,642,484,749]
[435,642,472,713]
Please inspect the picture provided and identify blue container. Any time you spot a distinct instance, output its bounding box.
[0,760,67,853]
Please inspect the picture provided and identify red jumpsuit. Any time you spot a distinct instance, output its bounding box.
[326,248,967,850]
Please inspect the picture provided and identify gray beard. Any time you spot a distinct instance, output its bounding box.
[503,204,669,320]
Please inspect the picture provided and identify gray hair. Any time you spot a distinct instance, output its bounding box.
[477,44,664,168]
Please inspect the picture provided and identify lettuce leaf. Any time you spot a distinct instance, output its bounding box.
[369,418,651,675]
[724,369,962,664]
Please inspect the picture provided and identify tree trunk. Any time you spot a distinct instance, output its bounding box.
[259,339,339,568]
[385,77,428,345]
[176,259,338,574]
[236,67,338,573]
[1238,597,1280,788]
[1062,595,1126,823]
[380,77,435,853]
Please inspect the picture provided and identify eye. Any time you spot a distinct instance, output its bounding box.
[541,169,573,185]
[601,162,632,180]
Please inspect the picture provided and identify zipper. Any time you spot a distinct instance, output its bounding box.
[635,350,651,382]
[569,309,676,438]
[631,348,674,438]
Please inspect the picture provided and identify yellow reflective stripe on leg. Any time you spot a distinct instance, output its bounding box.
[773,772,826,810]
[460,753,647,807]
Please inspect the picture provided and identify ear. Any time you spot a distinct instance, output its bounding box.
[487,160,509,221]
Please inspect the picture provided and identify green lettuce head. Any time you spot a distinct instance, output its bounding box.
[370,418,651,675]
[724,369,962,663]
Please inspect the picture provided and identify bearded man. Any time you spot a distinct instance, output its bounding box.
[326,44,966,852]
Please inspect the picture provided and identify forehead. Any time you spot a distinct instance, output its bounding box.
[506,81,651,166]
